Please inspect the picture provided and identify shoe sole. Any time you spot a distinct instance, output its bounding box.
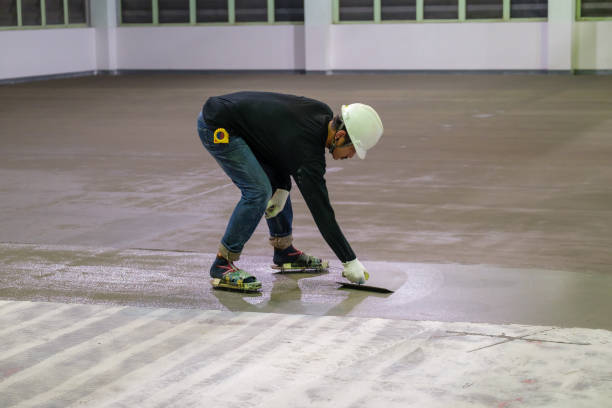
[211,278,262,292]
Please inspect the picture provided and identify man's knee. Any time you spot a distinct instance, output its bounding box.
[245,183,272,207]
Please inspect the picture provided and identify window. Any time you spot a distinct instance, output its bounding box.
[0,0,18,27]
[118,0,303,25]
[45,0,65,25]
[335,0,548,22]
[339,0,374,21]
[159,0,190,23]
[69,0,87,24]
[381,0,416,21]
[1,0,86,28]
[21,0,41,25]
[275,0,304,22]
[121,0,152,24]
[510,0,547,19]
[580,0,612,18]
[467,0,503,19]
[424,0,458,20]
[235,0,268,22]
[196,0,228,22]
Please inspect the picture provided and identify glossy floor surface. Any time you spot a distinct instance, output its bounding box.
[1,74,611,407]
[1,74,611,327]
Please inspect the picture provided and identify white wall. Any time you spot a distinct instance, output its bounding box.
[330,22,548,70]
[0,28,96,80]
[116,25,305,70]
[1,0,612,82]
[575,21,612,70]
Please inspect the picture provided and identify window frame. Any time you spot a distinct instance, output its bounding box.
[118,0,304,26]
[576,0,612,21]
[0,0,89,30]
[333,0,548,23]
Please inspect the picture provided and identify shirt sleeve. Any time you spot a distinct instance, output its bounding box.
[293,162,356,263]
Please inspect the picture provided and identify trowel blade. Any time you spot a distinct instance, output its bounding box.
[336,282,394,293]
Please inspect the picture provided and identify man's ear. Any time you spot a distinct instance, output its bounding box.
[335,129,346,141]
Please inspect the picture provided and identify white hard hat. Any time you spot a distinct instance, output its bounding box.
[341,103,383,160]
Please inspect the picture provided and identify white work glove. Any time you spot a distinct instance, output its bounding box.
[265,189,289,219]
[342,258,370,284]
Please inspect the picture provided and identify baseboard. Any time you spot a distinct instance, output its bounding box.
[574,70,612,75]
[110,69,308,75]
[0,70,96,85]
[2,68,610,84]
[327,69,573,75]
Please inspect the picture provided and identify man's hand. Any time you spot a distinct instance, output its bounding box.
[342,259,370,284]
[265,189,289,219]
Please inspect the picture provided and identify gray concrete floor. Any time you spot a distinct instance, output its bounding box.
[1,74,612,406]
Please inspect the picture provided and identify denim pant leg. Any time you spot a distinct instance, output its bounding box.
[197,113,272,254]
[266,195,293,238]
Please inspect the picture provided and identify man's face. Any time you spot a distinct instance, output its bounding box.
[332,135,356,160]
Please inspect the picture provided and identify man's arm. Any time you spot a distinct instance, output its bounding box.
[293,162,356,263]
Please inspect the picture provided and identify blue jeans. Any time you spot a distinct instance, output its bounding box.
[197,112,292,255]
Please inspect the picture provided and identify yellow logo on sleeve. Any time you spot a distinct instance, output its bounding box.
[213,128,229,144]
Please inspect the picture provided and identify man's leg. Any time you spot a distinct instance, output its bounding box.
[267,195,293,250]
[198,113,271,284]
[266,196,327,271]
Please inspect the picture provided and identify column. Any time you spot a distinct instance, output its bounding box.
[90,0,119,73]
[304,0,333,74]
[547,0,574,72]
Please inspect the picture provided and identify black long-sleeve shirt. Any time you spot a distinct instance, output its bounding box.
[202,91,356,262]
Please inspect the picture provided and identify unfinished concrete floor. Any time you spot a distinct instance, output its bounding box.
[1,74,612,407]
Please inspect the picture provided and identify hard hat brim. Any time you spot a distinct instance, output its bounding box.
[342,104,366,159]
[354,144,366,160]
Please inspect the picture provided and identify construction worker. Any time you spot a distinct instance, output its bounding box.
[197,91,383,292]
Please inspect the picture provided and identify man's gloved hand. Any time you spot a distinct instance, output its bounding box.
[342,259,370,284]
[265,189,289,219]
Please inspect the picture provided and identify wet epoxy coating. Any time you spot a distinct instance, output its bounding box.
[1,74,612,325]
[2,74,612,407]
[1,243,612,330]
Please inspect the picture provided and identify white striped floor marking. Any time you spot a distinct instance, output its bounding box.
[0,308,170,393]
[65,311,270,408]
[177,316,392,407]
[171,313,352,408]
[0,305,127,362]
[0,303,74,337]
[16,310,231,408]
[0,301,39,317]
[138,313,305,408]
[263,322,433,407]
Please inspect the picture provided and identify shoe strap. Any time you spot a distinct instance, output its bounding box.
[219,262,239,275]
